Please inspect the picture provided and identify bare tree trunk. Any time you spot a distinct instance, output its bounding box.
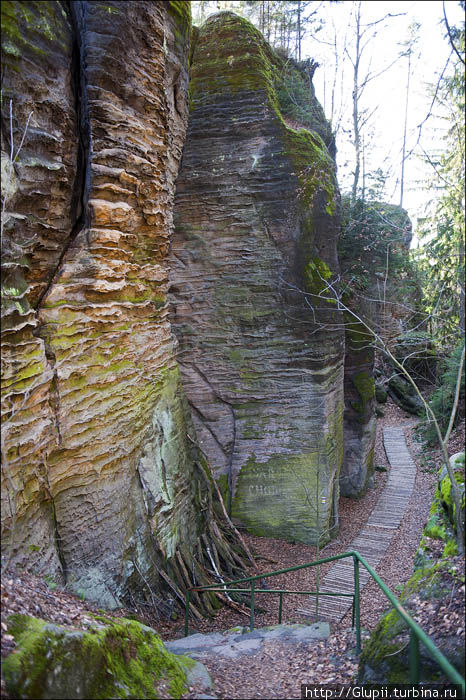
[351,2,362,203]
[459,234,465,336]
[297,0,302,61]
[400,49,411,208]
[267,0,270,42]
[362,133,366,203]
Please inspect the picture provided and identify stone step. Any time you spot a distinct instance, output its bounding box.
[164,622,331,660]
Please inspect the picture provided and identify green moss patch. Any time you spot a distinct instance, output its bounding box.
[232,451,338,545]
[350,371,375,415]
[3,614,192,699]
[303,257,332,297]
[190,12,337,220]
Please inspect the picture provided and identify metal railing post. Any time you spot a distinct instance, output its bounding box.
[410,629,420,683]
[353,554,361,654]
[184,590,191,637]
[250,580,255,631]
[278,592,283,624]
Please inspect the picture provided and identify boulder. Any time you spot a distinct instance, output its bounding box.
[387,375,424,415]
[3,613,199,699]
[358,565,464,685]
[438,452,465,535]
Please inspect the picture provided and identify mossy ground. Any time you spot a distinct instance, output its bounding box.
[3,614,193,699]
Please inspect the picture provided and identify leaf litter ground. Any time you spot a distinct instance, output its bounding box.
[1,402,464,699]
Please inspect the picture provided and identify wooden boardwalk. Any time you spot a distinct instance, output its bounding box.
[298,427,417,622]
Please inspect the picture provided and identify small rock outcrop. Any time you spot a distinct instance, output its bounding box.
[3,613,202,699]
[169,12,344,545]
[165,622,331,660]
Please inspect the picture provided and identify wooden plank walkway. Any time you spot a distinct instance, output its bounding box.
[298,427,417,622]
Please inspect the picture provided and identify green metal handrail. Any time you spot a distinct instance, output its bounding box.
[184,549,465,693]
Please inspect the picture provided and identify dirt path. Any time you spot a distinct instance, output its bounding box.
[180,401,436,639]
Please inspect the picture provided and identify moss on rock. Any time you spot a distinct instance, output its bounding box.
[438,455,465,533]
[232,450,338,545]
[359,559,464,685]
[351,371,375,414]
[303,257,332,297]
[189,12,337,220]
[3,614,193,699]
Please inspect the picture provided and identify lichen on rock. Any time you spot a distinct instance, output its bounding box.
[1,1,247,612]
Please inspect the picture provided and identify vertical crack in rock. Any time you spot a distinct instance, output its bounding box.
[43,338,62,446]
[49,484,68,581]
[187,400,229,458]
[35,460,68,581]
[34,0,91,311]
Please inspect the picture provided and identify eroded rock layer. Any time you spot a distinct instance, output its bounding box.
[170,13,345,544]
[1,1,211,606]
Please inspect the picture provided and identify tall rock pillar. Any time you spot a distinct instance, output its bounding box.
[170,12,345,545]
[1,1,224,607]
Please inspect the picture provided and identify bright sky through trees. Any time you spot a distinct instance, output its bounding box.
[192,1,464,235]
[308,0,464,231]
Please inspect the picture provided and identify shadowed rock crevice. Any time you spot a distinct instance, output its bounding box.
[33,1,92,312]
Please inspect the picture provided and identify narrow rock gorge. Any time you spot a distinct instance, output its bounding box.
[169,12,345,545]
[1,2,379,605]
[1,0,247,610]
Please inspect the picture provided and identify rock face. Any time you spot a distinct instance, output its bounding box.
[340,318,376,497]
[1,1,218,606]
[338,202,412,498]
[169,13,345,544]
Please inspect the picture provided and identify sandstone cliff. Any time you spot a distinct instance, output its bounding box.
[169,12,345,545]
[1,1,243,610]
